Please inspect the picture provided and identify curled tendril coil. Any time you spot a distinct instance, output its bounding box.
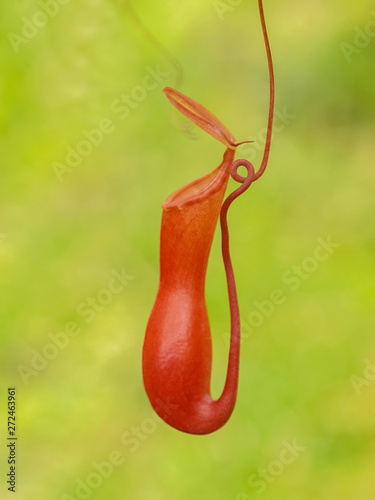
[219,159,256,380]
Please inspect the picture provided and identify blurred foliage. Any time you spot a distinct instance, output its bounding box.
[0,0,374,499]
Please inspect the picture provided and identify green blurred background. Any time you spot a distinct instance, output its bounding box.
[1,0,374,498]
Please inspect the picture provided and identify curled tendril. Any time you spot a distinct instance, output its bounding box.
[219,158,256,384]
[229,158,256,194]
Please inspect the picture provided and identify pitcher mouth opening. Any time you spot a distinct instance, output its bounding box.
[161,148,235,210]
